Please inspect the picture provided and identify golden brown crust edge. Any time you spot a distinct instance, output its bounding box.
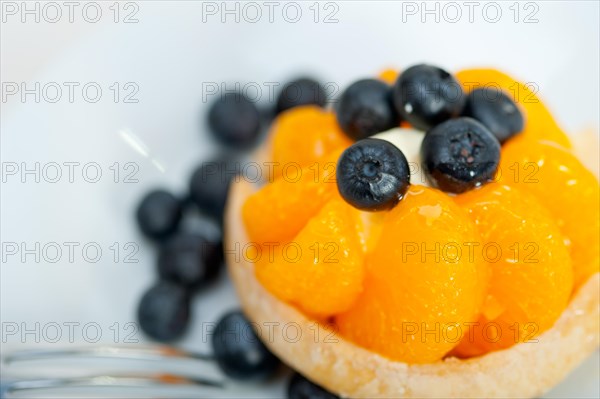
[224,133,600,399]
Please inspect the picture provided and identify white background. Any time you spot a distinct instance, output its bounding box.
[1,1,599,397]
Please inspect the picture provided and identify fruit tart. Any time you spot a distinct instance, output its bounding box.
[225,65,599,398]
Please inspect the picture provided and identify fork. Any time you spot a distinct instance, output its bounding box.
[1,345,226,398]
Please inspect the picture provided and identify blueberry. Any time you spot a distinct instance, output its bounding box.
[463,87,524,143]
[421,117,501,193]
[211,310,280,380]
[276,77,327,114]
[208,92,260,149]
[137,282,190,342]
[336,138,410,211]
[288,373,339,399]
[135,190,182,241]
[158,233,223,291]
[189,158,236,223]
[393,64,465,131]
[336,79,399,141]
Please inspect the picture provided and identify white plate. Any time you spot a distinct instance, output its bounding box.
[1,1,598,397]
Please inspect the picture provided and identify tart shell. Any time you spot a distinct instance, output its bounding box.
[224,132,599,398]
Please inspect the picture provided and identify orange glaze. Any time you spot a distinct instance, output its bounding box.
[271,106,352,180]
[242,148,343,244]
[255,196,365,317]
[378,68,399,84]
[335,185,489,363]
[499,136,599,288]
[451,184,573,357]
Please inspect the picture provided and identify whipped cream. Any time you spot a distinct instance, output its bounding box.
[372,128,430,187]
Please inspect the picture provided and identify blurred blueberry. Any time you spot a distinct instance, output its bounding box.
[158,232,223,291]
[135,190,183,241]
[276,77,327,114]
[211,310,280,380]
[137,282,190,342]
[208,92,261,149]
[288,373,340,399]
[188,157,238,224]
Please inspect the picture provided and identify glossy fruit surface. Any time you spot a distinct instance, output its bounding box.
[158,232,222,290]
[288,373,340,399]
[276,78,327,114]
[211,310,280,380]
[189,158,235,223]
[255,197,365,317]
[136,190,182,240]
[336,79,399,140]
[336,138,410,211]
[499,137,599,288]
[452,183,573,356]
[336,185,489,363]
[378,68,399,84]
[243,149,342,244]
[239,66,596,366]
[208,92,261,149]
[463,87,524,143]
[271,106,352,178]
[455,68,571,148]
[137,282,190,342]
[393,64,465,130]
[421,118,500,193]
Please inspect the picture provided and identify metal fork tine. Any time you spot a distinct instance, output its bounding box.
[3,345,214,365]
[3,373,225,396]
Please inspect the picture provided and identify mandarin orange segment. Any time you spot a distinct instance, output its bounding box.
[451,184,573,357]
[455,68,572,148]
[335,185,490,363]
[378,68,399,84]
[499,137,600,288]
[242,148,343,244]
[271,106,352,178]
[255,197,365,317]
[355,209,386,254]
[327,190,386,255]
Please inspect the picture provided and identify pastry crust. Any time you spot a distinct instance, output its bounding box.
[224,138,599,399]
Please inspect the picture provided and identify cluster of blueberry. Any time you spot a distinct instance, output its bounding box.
[134,77,336,397]
[334,64,524,211]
